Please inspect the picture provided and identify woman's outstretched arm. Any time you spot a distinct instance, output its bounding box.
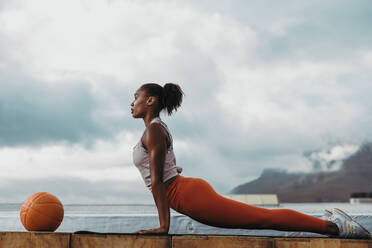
[135,124,170,234]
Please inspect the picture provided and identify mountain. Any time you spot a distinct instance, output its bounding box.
[230,143,372,202]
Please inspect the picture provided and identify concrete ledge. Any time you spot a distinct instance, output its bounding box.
[173,235,273,248]
[0,232,371,248]
[173,236,372,248]
[0,232,70,248]
[72,234,170,248]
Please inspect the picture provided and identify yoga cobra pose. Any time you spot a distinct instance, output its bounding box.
[130,83,371,238]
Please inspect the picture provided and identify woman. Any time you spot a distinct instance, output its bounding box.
[130,83,371,238]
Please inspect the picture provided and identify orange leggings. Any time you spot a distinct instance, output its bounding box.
[166,176,328,233]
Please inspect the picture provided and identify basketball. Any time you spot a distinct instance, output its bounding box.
[20,192,64,231]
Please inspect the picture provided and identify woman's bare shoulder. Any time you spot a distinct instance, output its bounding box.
[142,123,167,148]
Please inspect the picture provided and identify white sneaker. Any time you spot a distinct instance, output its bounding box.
[323,208,352,221]
[322,209,333,221]
[328,208,371,239]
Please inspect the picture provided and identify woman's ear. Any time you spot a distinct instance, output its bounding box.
[146,96,155,106]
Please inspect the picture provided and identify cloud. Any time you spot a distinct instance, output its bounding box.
[0,50,137,147]
[0,130,154,203]
[0,76,100,146]
[0,131,138,180]
[303,144,359,172]
[0,0,372,202]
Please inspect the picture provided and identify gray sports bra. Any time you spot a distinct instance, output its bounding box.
[132,117,179,191]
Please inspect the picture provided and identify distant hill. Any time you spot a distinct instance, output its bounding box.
[230,143,372,202]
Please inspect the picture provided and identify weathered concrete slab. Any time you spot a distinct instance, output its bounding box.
[274,237,372,248]
[173,236,372,248]
[0,232,371,248]
[0,232,70,248]
[172,235,272,248]
[71,234,170,248]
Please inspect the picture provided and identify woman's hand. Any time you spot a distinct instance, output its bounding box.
[135,227,168,235]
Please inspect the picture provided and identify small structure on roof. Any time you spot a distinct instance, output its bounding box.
[224,194,279,206]
[350,192,372,204]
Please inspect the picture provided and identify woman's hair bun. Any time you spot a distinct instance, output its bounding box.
[163,83,184,115]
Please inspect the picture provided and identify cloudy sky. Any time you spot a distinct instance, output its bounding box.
[0,0,371,204]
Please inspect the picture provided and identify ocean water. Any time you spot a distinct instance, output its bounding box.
[1,203,371,237]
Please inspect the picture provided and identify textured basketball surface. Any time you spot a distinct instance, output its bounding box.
[20,192,64,231]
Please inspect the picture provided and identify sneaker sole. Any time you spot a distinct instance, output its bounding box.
[353,220,372,239]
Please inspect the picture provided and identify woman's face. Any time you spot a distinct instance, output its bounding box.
[130,89,149,118]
